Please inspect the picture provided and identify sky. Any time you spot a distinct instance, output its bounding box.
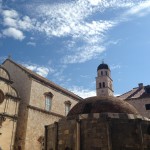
[0,0,150,98]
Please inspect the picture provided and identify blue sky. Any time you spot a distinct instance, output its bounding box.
[0,0,150,98]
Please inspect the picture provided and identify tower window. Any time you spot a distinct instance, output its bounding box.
[101,71,103,76]
[99,83,102,88]
[103,82,105,88]
[105,71,107,75]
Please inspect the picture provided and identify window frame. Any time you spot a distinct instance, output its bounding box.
[44,92,53,111]
[64,101,71,116]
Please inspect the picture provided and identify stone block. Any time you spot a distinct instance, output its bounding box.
[93,113,100,119]
[127,114,135,119]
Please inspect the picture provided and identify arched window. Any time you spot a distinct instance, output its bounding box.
[103,82,105,88]
[44,92,53,111]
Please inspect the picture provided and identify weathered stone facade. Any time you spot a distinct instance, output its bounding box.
[45,113,150,150]
[127,98,150,118]
[45,62,150,150]
[119,84,150,118]
[2,59,82,150]
[0,66,20,150]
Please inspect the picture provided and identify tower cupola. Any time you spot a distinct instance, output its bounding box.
[96,61,113,96]
[97,63,109,71]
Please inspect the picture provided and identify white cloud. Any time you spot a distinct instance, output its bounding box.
[2,9,19,18]
[2,9,35,30]
[33,1,116,38]
[69,86,96,98]
[27,42,36,46]
[3,27,25,40]
[126,0,150,17]
[25,65,37,71]
[1,0,150,56]
[23,63,55,77]
[3,17,17,27]
[110,64,121,70]
[63,45,105,64]
[36,67,49,77]
[1,9,35,40]
[17,16,35,31]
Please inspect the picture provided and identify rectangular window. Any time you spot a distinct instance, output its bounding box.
[145,104,150,110]
[45,96,51,111]
[65,104,71,116]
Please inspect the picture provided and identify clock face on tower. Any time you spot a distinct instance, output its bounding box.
[0,90,5,104]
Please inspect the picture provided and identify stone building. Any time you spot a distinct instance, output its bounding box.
[1,59,82,150]
[0,66,20,150]
[119,83,150,118]
[45,62,150,150]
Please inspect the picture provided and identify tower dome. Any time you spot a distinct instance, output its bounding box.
[67,96,139,117]
[97,63,109,71]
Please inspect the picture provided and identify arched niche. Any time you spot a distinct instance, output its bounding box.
[0,66,10,80]
[9,86,19,98]
[0,90,5,104]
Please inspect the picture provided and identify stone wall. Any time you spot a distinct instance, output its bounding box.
[3,60,80,150]
[22,78,78,150]
[128,98,150,118]
[45,113,150,150]
[25,109,61,150]
[3,61,32,150]
[0,66,19,150]
[29,79,78,116]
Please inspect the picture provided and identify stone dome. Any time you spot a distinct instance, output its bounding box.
[67,96,139,117]
[97,63,109,71]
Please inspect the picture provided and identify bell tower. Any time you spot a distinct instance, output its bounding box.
[96,61,114,96]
